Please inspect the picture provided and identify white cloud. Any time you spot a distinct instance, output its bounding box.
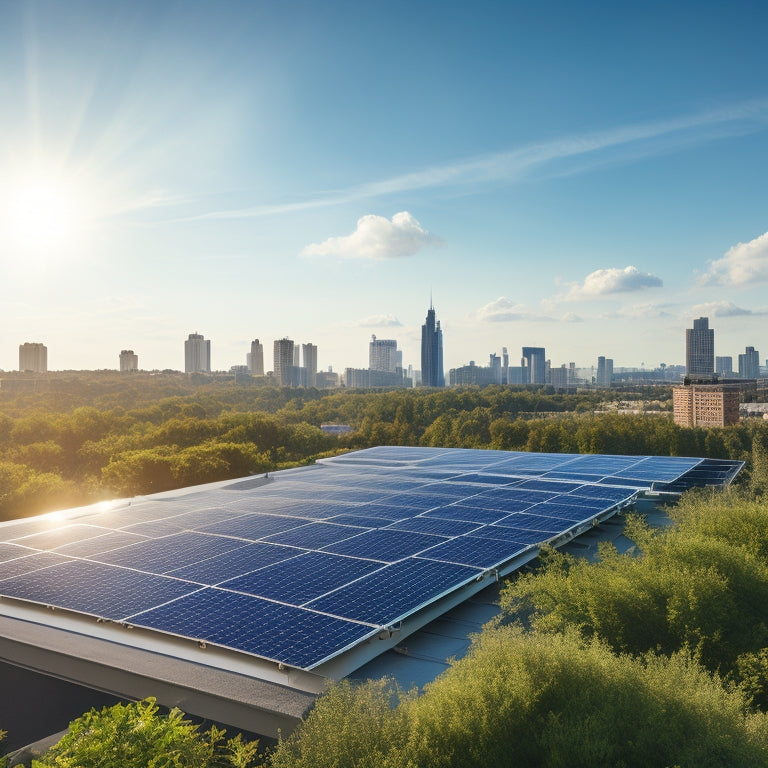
[477,297,562,323]
[565,265,663,300]
[688,300,759,318]
[611,302,675,320]
[700,231,768,286]
[300,211,441,260]
[356,314,403,328]
[561,312,584,323]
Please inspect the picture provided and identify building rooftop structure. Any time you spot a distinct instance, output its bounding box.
[0,447,743,739]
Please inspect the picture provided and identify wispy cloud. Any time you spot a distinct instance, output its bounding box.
[187,99,768,220]
[301,211,441,260]
[356,314,404,328]
[476,297,575,323]
[699,230,768,286]
[564,266,663,300]
[688,300,764,318]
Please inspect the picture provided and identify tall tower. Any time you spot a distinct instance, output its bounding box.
[119,349,138,372]
[302,343,318,387]
[521,347,546,385]
[369,335,399,372]
[273,338,294,385]
[248,339,264,375]
[685,317,714,377]
[18,342,47,373]
[738,346,760,379]
[421,302,444,387]
[184,333,211,373]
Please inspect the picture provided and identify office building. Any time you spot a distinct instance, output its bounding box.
[549,365,569,389]
[673,383,739,427]
[685,317,714,376]
[489,353,503,384]
[345,368,409,388]
[18,342,47,373]
[738,346,760,380]
[449,361,497,387]
[184,333,211,373]
[369,336,399,373]
[502,347,509,384]
[273,338,294,386]
[715,356,733,376]
[521,347,546,385]
[248,340,264,376]
[420,303,444,387]
[302,343,318,387]
[119,350,138,372]
[596,356,614,387]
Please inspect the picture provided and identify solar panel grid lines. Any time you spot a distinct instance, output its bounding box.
[8,524,116,551]
[261,522,370,549]
[424,505,513,525]
[0,551,72,580]
[320,528,451,563]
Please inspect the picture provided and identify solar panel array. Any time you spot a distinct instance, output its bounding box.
[0,447,742,670]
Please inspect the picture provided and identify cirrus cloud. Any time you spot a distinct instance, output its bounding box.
[301,211,441,260]
[356,314,403,328]
[699,231,768,286]
[565,265,663,300]
[477,297,577,323]
[688,300,758,318]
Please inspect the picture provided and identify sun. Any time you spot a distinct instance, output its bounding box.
[1,172,89,259]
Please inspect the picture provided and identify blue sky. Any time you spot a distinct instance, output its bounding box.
[1,0,767,374]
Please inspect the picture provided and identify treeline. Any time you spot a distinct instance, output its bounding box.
[2,376,768,521]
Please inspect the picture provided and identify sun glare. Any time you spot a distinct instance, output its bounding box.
[1,173,88,258]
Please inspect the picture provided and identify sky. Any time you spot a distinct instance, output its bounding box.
[1,0,767,375]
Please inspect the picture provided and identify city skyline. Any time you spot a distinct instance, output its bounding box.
[1,2,767,372]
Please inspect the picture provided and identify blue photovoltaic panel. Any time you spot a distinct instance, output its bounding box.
[10,525,112,551]
[371,493,443,512]
[92,532,250,574]
[306,558,479,625]
[0,560,197,618]
[167,542,302,583]
[467,526,540,545]
[425,505,511,525]
[321,529,447,562]
[325,514,385,528]
[532,502,597,522]
[569,485,637,502]
[127,588,374,669]
[0,542,39,564]
[418,535,527,569]
[54,531,150,557]
[193,513,306,540]
[0,551,68,578]
[496,512,574,534]
[384,517,482,537]
[351,504,410,520]
[263,522,368,549]
[517,479,583,493]
[221,551,383,604]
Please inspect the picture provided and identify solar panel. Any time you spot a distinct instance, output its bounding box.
[0,446,743,672]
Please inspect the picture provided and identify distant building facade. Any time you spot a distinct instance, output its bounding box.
[119,349,138,372]
[184,333,211,373]
[715,356,733,376]
[738,346,760,379]
[302,343,318,387]
[521,347,546,385]
[596,356,614,387]
[18,342,47,373]
[685,317,714,376]
[248,339,264,375]
[449,361,497,387]
[673,382,739,427]
[420,303,444,387]
[273,338,294,385]
[369,336,399,373]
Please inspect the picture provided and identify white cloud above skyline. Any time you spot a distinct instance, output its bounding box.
[688,300,760,318]
[564,266,663,300]
[300,212,441,260]
[356,314,404,328]
[700,231,768,286]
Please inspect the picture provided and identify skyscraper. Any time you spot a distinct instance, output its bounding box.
[369,336,399,372]
[273,338,294,385]
[248,339,264,375]
[184,333,211,373]
[685,317,714,376]
[421,303,444,387]
[302,343,318,387]
[119,349,138,372]
[596,356,613,387]
[18,342,47,373]
[716,356,733,376]
[738,346,760,379]
[521,347,546,385]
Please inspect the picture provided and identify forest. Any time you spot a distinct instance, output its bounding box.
[3,374,768,766]
[0,373,764,522]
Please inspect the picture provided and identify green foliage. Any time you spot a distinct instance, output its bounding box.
[33,698,262,768]
[269,629,768,768]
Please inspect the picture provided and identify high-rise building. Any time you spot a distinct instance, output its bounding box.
[685,317,714,376]
[673,383,739,427]
[18,342,47,373]
[421,303,444,387]
[738,346,760,379]
[302,343,318,387]
[184,333,211,373]
[119,349,138,372]
[369,336,399,372]
[248,339,264,375]
[596,356,614,387]
[489,353,503,384]
[273,338,294,385]
[715,356,733,376]
[502,347,509,385]
[521,347,546,385]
